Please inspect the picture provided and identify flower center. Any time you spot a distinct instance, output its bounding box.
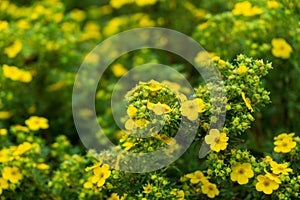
[238,169,245,174]
[263,181,270,187]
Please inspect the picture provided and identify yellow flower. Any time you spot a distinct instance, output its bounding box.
[108,193,120,200]
[185,170,207,184]
[267,0,280,9]
[144,80,163,91]
[271,38,293,59]
[91,164,111,187]
[85,162,102,172]
[255,175,279,194]
[2,64,32,83]
[176,190,185,200]
[241,92,254,112]
[0,149,11,163]
[111,63,128,77]
[127,105,137,119]
[237,65,247,74]
[0,178,9,195]
[135,0,157,7]
[181,98,205,121]
[274,133,296,153]
[2,166,23,183]
[143,183,152,194]
[270,162,293,175]
[13,142,32,156]
[265,172,281,184]
[25,116,49,131]
[0,20,8,31]
[232,1,263,16]
[201,182,219,198]
[0,128,7,136]
[4,39,22,58]
[0,111,12,119]
[205,129,228,152]
[147,102,172,115]
[230,163,254,184]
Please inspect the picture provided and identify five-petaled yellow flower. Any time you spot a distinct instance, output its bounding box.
[270,162,293,175]
[205,129,228,152]
[271,38,293,59]
[91,164,111,187]
[4,39,22,58]
[143,183,152,194]
[181,98,205,121]
[25,116,49,131]
[255,174,279,194]
[230,163,254,184]
[201,182,219,198]
[2,166,23,183]
[274,133,296,153]
[185,170,207,184]
[144,80,163,91]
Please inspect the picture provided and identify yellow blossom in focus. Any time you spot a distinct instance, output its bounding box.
[274,133,296,153]
[144,80,163,91]
[108,193,120,200]
[135,0,157,7]
[270,162,293,175]
[185,170,207,184]
[143,183,152,194]
[85,162,102,172]
[111,64,128,77]
[265,172,281,184]
[237,65,247,74]
[4,39,22,58]
[0,128,7,136]
[230,163,254,184]
[205,129,228,152]
[25,116,49,131]
[255,175,279,194]
[201,182,219,198]
[241,92,254,112]
[181,98,205,121]
[0,111,12,119]
[0,20,8,31]
[0,178,9,195]
[2,166,23,183]
[91,164,111,187]
[271,38,293,59]
[267,0,280,9]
